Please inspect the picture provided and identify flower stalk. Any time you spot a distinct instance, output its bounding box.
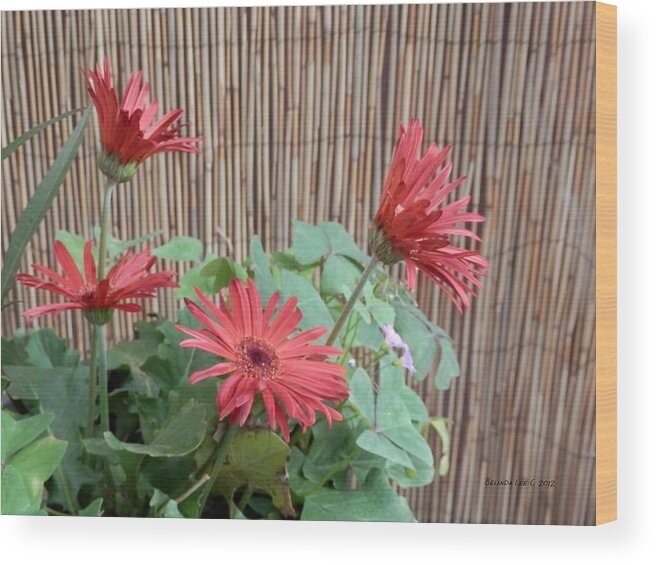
[85,325,100,438]
[326,256,378,346]
[97,181,115,280]
[197,425,239,516]
[93,180,115,434]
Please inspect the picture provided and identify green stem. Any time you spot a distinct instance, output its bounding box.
[85,325,100,438]
[94,181,115,434]
[197,425,239,517]
[97,181,115,280]
[156,473,210,517]
[97,325,109,433]
[326,256,378,346]
[236,486,253,515]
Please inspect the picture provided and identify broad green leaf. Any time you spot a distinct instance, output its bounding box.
[392,302,438,380]
[1,107,91,304]
[348,369,375,424]
[280,269,334,342]
[301,469,415,522]
[24,328,80,368]
[153,236,203,262]
[249,235,277,303]
[176,264,220,299]
[382,425,433,466]
[141,456,197,502]
[386,453,436,488]
[288,447,315,496]
[107,328,164,373]
[2,107,85,160]
[398,386,429,423]
[435,338,460,390]
[149,489,184,518]
[1,465,37,515]
[320,254,362,297]
[214,429,295,517]
[200,257,247,290]
[3,363,100,509]
[92,227,161,261]
[355,318,384,350]
[303,421,355,484]
[1,334,29,365]
[1,411,55,464]
[376,390,433,466]
[319,222,370,263]
[365,296,395,327]
[350,448,387,482]
[10,435,67,509]
[356,430,413,468]
[292,220,330,264]
[103,400,208,457]
[79,498,104,517]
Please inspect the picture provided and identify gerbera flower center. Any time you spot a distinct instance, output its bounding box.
[78,283,99,304]
[236,336,282,380]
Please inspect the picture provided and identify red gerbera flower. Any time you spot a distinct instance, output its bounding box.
[16,241,177,325]
[177,279,349,441]
[370,119,489,312]
[82,58,201,183]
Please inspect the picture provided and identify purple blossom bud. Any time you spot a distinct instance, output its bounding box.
[381,324,416,374]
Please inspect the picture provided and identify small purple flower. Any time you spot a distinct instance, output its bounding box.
[348,358,357,369]
[381,324,416,375]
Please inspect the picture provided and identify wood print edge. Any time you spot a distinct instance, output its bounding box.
[595,1,617,525]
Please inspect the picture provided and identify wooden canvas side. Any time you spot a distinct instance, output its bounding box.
[595,1,617,525]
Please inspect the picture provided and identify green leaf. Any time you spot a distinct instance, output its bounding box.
[149,489,184,518]
[292,220,330,265]
[392,302,437,380]
[427,417,452,476]
[435,338,460,390]
[200,257,248,290]
[176,264,219,299]
[398,386,429,423]
[1,107,91,304]
[355,318,384,350]
[214,429,295,517]
[1,411,55,464]
[249,235,277,303]
[79,498,104,517]
[301,469,415,522]
[153,236,203,262]
[24,328,80,368]
[348,369,375,424]
[386,453,436,488]
[319,222,370,263]
[103,400,208,457]
[280,269,334,342]
[320,255,362,297]
[1,334,29,366]
[10,435,67,510]
[303,421,355,484]
[356,430,413,468]
[93,227,161,262]
[3,363,100,508]
[2,107,85,161]
[1,464,38,515]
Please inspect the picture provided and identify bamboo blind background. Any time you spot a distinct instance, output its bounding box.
[1,2,597,525]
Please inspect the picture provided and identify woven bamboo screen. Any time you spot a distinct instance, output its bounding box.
[1,2,596,524]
